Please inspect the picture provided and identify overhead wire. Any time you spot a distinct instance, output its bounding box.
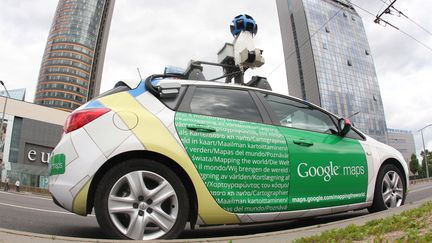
[376,0,432,37]
[267,0,432,78]
[376,0,389,16]
[397,12,432,37]
[350,1,432,53]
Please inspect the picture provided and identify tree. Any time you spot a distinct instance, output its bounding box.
[410,153,420,177]
[420,149,432,178]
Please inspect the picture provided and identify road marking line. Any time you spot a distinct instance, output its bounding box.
[0,202,95,217]
[0,191,52,201]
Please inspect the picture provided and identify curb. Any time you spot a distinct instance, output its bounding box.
[1,196,432,243]
[410,178,432,185]
[0,183,49,195]
[237,196,432,242]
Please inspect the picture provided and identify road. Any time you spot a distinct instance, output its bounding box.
[0,182,431,240]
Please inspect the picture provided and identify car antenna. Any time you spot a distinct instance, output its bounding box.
[347,111,360,119]
[137,67,143,81]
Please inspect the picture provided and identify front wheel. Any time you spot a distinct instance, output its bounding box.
[94,159,189,240]
[368,164,406,213]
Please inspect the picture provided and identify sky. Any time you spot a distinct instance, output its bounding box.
[0,0,431,156]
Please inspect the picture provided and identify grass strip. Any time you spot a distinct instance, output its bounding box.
[295,201,432,242]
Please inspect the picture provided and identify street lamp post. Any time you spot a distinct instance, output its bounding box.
[0,80,11,151]
[418,124,432,179]
[0,80,10,183]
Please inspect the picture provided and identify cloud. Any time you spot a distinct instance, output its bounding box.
[0,0,57,98]
[102,0,287,93]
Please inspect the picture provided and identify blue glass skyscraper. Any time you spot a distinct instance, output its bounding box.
[277,0,388,143]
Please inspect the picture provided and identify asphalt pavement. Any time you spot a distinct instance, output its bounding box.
[0,182,431,241]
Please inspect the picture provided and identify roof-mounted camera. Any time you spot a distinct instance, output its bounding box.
[157,14,272,92]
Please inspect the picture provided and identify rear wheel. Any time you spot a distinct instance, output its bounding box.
[94,159,189,240]
[369,164,405,213]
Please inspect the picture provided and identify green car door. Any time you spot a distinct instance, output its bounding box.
[257,93,368,210]
[175,86,290,213]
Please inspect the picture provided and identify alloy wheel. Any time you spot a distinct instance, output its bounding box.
[381,170,404,208]
[108,170,179,240]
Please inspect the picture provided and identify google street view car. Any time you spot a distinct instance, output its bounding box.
[49,15,408,240]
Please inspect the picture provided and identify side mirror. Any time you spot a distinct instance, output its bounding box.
[338,118,351,137]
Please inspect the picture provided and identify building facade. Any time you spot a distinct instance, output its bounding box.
[387,128,416,165]
[35,0,116,112]
[0,88,26,101]
[276,0,388,143]
[0,97,69,188]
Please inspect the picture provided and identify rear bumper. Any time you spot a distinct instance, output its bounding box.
[49,129,106,215]
[51,194,65,210]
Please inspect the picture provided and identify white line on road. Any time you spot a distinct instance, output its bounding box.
[0,202,95,217]
[0,191,52,201]
[0,184,429,218]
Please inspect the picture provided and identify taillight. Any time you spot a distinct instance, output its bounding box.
[64,108,111,134]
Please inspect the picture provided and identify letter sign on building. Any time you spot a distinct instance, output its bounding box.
[28,150,37,161]
[24,143,53,165]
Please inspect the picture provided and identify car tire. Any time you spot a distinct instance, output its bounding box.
[94,159,189,240]
[368,164,406,213]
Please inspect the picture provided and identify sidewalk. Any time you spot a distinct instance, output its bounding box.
[0,183,49,196]
[1,196,431,243]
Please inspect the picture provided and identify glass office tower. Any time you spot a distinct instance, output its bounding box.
[276,0,388,143]
[35,0,115,112]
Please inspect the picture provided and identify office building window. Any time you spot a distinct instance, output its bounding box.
[9,117,23,163]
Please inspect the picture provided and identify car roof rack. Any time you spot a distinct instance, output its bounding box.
[163,60,272,89]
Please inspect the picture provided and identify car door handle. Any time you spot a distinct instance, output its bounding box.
[293,139,314,147]
[186,125,216,133]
